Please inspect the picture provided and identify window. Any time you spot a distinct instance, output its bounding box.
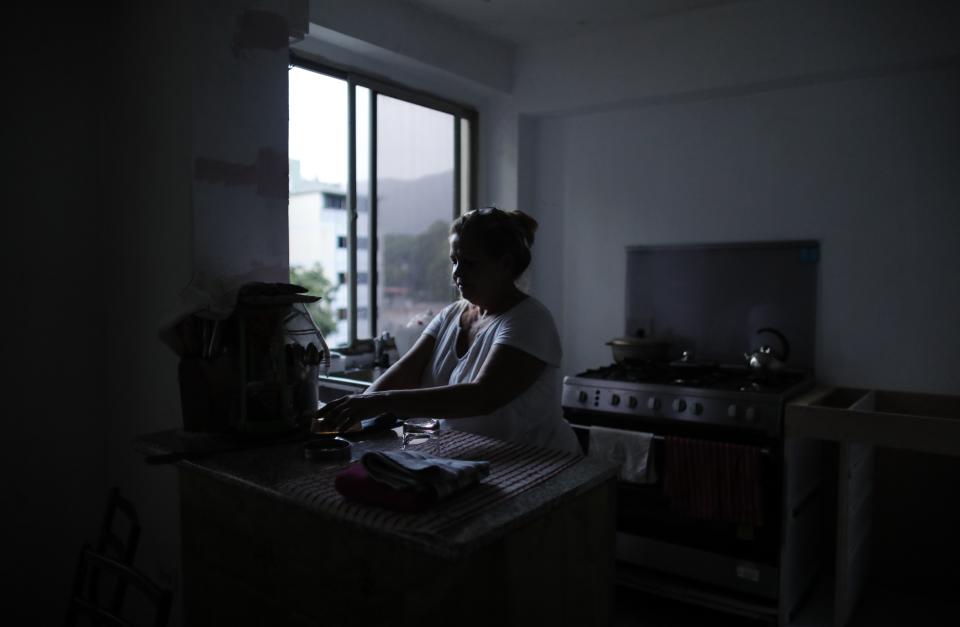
[288,58,477,351]
[322,192,345,209]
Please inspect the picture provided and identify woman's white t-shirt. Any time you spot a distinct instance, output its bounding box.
[421,296,580,454]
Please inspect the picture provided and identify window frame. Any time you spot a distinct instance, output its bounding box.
[289,54,478,348]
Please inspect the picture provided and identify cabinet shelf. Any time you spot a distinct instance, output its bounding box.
[786,387,960,457]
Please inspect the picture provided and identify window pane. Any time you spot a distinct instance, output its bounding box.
[288,67,349,347]
[376,95,455,354]
[460,117,471,214]
[355,86,371,338]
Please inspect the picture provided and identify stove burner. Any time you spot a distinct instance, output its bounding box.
[575,362,807,394]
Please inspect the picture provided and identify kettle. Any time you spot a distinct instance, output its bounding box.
[744,327,790,372]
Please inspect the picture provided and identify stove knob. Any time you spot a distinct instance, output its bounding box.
[744,406,757,423]
[577,391,588,403]
[628,396,638,409]
[647,397,661,411]
[727,403,738,418]
[611,394,621,406]
[672,399,687,412]
[692,402,704,415]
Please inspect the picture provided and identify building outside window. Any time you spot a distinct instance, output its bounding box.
[288,59,476,352]
[322,192,345,209]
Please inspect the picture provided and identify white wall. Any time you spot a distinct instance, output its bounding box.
[530,67,960,392]
[518,1,960,395]
[515,0,960,116]
[192,1,291,284]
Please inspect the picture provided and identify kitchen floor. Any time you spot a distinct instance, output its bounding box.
[614,582,960,627]
[614,588,772,627]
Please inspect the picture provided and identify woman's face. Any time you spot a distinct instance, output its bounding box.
[449,232,513,305]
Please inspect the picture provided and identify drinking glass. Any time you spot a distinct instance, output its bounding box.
[401,418,441,454]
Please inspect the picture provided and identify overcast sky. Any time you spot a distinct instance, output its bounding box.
[289,67,454,186]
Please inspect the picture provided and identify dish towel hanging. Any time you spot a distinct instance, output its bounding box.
[662,436,763,526]
[587,426,658,484]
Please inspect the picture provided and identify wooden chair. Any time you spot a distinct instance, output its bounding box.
[85,487,142,617]
[96,487,141,564]
[65,546,172,627]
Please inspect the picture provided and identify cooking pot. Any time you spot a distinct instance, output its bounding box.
[606,331,671,363]
[744,327,790,372]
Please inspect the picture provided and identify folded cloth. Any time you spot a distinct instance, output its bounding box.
[587,426,658,484]
[334,450,491,511]
[334,462,436,512]
[662,436,763,526]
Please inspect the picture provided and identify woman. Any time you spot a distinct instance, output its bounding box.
[315,207,579,454]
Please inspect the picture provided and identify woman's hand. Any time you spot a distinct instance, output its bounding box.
[313,393,388,434]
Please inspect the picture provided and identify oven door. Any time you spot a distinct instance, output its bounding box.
[567,408,783,600]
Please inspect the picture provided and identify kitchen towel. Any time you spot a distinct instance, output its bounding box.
[587,426,658,484]
[662,436,763,526]
[335,450,491,512]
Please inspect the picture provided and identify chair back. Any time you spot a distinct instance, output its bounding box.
[65,546,172,627]
[88,487,142,617]
[97,487,141,563]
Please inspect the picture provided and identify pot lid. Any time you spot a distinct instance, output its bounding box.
[607,336,670,347]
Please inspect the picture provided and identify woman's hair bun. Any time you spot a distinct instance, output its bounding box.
[507,210,538,248]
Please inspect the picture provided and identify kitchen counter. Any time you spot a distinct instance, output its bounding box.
[136,428,618,626]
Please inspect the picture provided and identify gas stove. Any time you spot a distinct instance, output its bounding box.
[565,242,823,621]
[561,362,813,436]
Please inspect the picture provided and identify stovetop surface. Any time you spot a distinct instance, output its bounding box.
[572,362,809,395]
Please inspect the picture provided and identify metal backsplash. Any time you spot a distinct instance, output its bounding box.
[626,241,819,371]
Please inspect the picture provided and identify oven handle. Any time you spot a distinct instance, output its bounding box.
[573,424,772,457]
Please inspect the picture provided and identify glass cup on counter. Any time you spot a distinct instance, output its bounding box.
[401,418,441,454]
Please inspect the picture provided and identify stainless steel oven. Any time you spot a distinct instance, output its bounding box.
[563,241,827,624]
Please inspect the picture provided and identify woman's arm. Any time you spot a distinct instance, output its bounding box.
[316,343,545,432]
[365,333,436,393]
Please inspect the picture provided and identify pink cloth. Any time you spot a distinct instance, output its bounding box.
[662,436,764,526]
[334,462,436,512]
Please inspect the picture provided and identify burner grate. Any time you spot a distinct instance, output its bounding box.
[575,363,807,394]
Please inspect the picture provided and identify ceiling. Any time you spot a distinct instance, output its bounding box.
[402,0,751,46]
